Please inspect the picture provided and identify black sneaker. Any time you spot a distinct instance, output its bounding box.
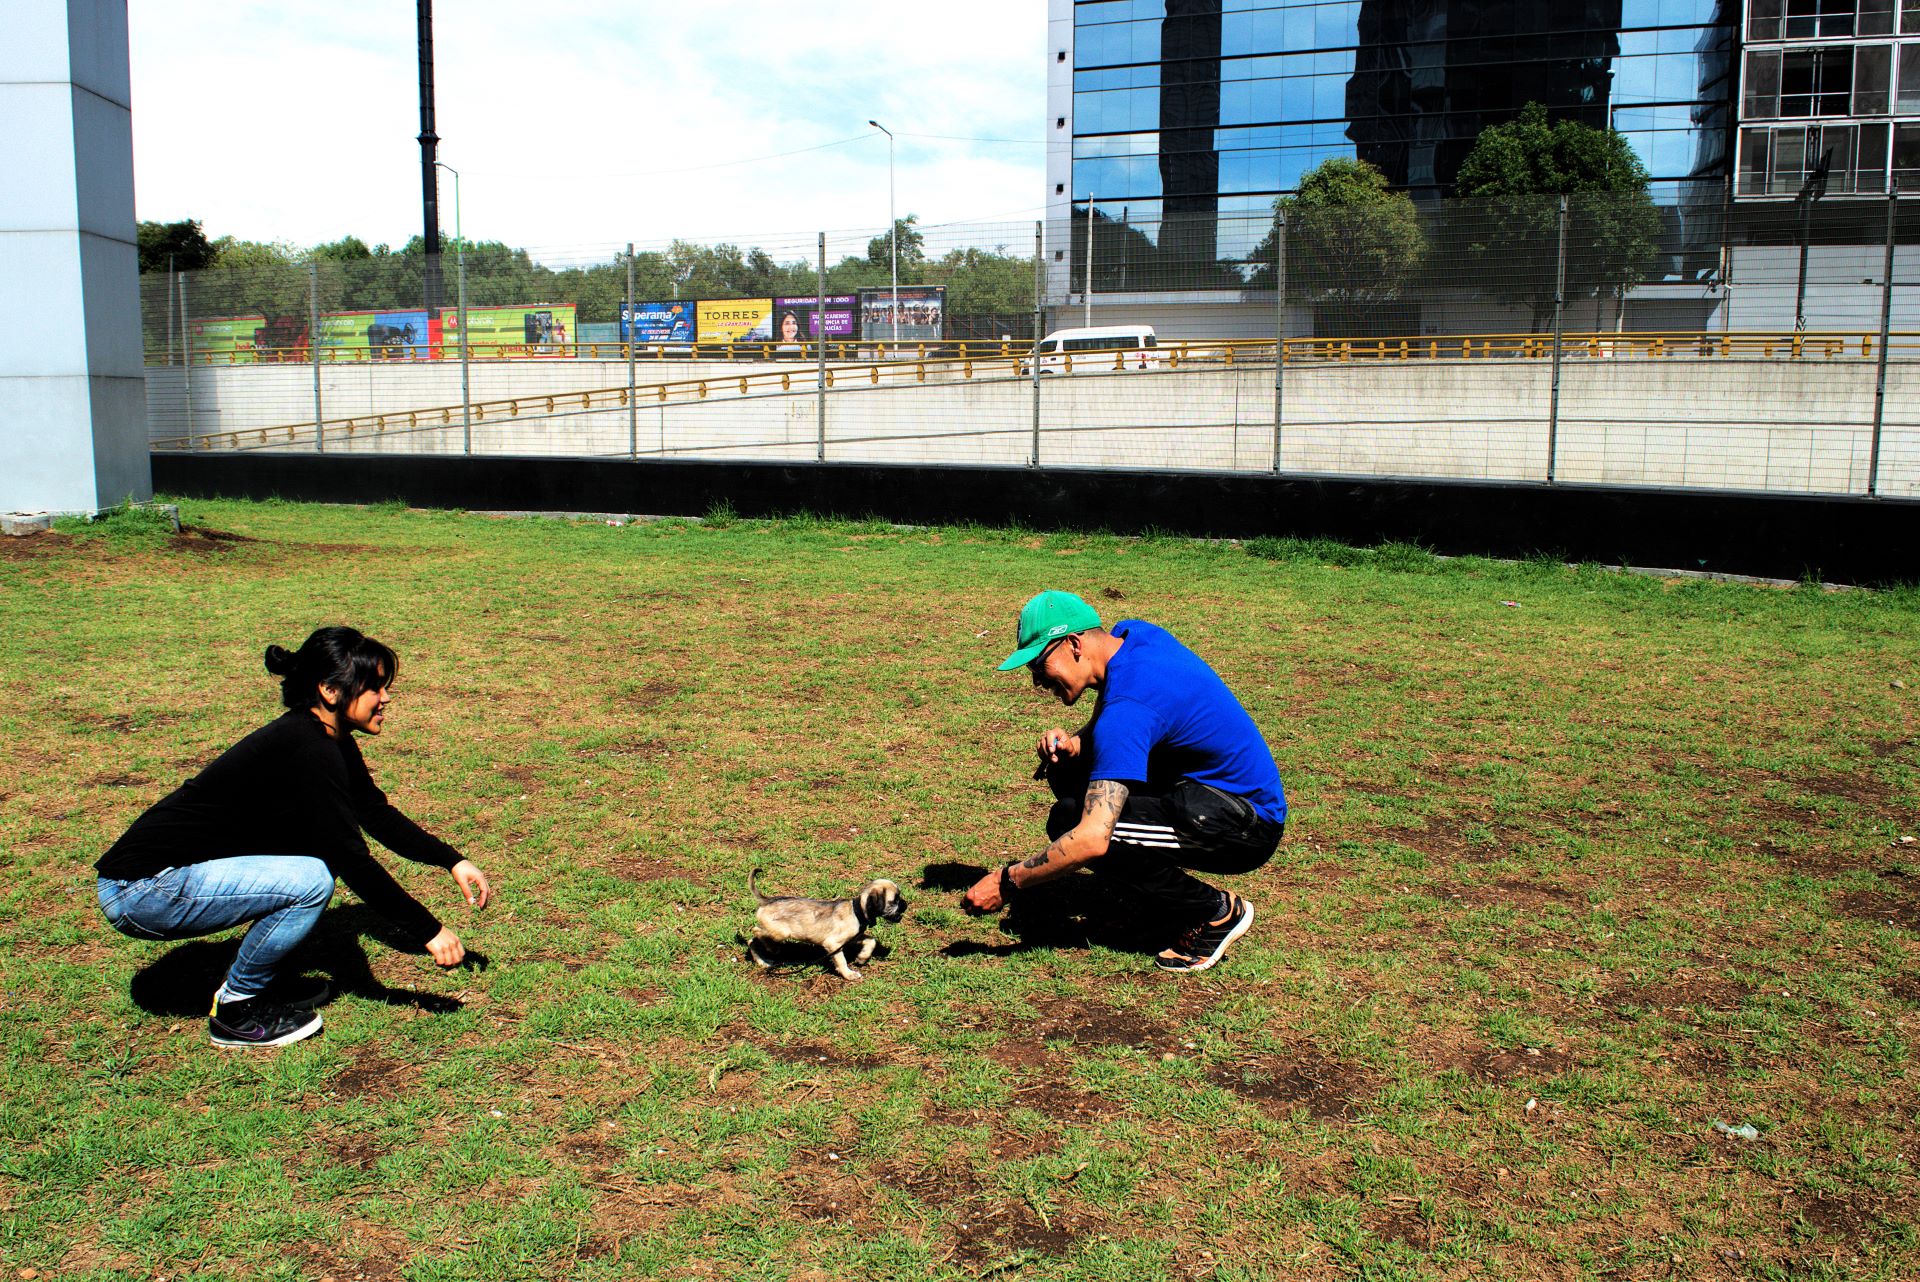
[1155,894,1254,972]
[209,997,324,1049]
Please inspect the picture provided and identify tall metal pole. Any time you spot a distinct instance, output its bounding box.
[869,120,898,350]
[1031,219,1044,467]
[1870,184,1898,497]
[1272,209,1287,473]
[1084,197,1095,328]
[434,160,469,452]
[309,262,324,452]
[458,256,471,454]
[417,0,444,314]
[179,272,193,448]
[816,232,828,462]
[166,254,175,366]
[626,242,638,459]
[1547,195,1569,484]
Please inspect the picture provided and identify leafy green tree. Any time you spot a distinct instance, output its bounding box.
[926,245,1034,316]
[137,219,216,274]
[1451,101,1662,329]
[867,215,926,273]
[1245,157,1425,333]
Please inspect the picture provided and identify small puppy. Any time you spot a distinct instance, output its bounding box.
[748,869,909,980]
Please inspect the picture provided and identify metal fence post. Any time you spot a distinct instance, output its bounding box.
[458,256,472,455]
[816,232,827,463]
[1272,209,1287,473]
[1547,195,1569,484]
[309,262,324,452]
[1870,183,1897,497]
[179,271,193,448]
[626,241,637,459]
[1031,219,1043,467]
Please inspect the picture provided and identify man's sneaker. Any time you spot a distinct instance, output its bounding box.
[1155,894,1254,972]
[209,997,323,1049]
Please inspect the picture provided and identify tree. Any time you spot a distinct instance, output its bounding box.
[1451,101,1662,329]
[866,215,925,274]
[137,219,217,274]
[1245,157,1425,334]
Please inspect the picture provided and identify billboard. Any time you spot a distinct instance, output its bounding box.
[860,285,946,341]
[443,304,577,357]
[773,295,859,343]
[621,300,695,344]
[315,309,439,361]
[696,299,773,344]
[187,314,264,363]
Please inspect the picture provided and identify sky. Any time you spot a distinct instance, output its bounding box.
[127,2,1051,265]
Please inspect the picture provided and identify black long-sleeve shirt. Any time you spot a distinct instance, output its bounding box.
[95,710,462,944]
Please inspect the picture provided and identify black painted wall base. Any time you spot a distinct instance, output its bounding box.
[152,453,1919,586]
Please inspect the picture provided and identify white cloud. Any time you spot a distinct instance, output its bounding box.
[127,2,1049,264]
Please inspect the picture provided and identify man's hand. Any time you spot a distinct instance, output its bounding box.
[425,926,466,967]
[962,865,1010,915]
[451,859,491,909]
[1034,729,1081,771]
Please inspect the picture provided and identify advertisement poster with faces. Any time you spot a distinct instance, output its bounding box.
[771,296,859,344]
[860,285,945,341]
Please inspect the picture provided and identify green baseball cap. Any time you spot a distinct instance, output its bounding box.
[996,590,1103,671]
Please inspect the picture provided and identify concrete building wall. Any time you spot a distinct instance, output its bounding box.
[147,356,1920,499]
[0,0,148,514]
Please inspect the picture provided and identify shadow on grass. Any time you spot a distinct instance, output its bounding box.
[922,861,1161,959]
[128,904,479,1017]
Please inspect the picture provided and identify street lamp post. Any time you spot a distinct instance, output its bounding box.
[434,160,470,452]
[868,120,898,351]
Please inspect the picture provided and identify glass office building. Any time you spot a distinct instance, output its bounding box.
[1046,0,1738,290]
[1738,0,1920,197]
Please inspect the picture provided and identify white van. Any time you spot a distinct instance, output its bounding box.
[1022,324,1163,374]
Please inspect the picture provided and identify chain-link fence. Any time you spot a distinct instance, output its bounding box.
[142,197,1920,499]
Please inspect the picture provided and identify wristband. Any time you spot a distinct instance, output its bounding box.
[999,864,1018,902]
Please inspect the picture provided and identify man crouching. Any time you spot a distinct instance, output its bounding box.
[963,590,1286,972]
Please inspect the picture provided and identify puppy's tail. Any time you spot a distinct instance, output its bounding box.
[749,867,774,904]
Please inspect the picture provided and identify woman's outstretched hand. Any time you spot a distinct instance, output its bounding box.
[425,927,465,967]
[451,859,491,909]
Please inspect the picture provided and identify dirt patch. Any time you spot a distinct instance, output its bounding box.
[1207,1046,1377,1121]
[1606,972,1752,1014]
[0,531,76,558]
[1370,1203,1435,1250]
[764,1040,889,1071]
[604,855,702,884]
[1383,813,1512,864]
[1838,889,1920,932]
[1868,737,1912,760]
[1797,772,1892,808]
[1795,1191,1880,1246]
[88,772,151,789]
[577,737,681,762]
[298,1226,409,1282]
[1437,878,1584,909]
[497,763,542,793]
[1412,1032,1573,1083]
[332,1051,409,1098]
[625,679,680,711]
[1022,1086,1123,1124]
[166,526,257,555]
[1886,972,1920,1004]
[323,1134,387,1171]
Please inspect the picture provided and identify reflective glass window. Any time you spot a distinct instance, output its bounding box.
[1739,127,1772,194]
[1076,65,1159,91]
[1076,17,1160,68]
[1900,42,1920,109]
[1615,50,1715,103]
[1779,48,1854,115]
[1859,122,1890,188]
[1865,0,1897,35]
[1893,121,1920,186]
[1075,87,1162,134]
[1746,50,1783,116]
[1075,0,1164,26]
[1073,155,1163,200]
[1623,0,1723,28]
[1784,0,1855,38]
[1907,0,1920,32]
[1750,0,1785,40]
[1856,44,1893,112]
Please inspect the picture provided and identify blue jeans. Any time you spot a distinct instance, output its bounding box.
[97,856,335,999]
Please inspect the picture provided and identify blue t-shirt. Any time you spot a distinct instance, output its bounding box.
[1085,619,1287,824]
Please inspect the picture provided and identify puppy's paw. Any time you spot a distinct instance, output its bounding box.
[841,968,863,981]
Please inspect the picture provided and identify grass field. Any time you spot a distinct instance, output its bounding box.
[1,499,1916,1282]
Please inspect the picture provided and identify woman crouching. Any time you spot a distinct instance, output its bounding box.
[93,627,491,1049]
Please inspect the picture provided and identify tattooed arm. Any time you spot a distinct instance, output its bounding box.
[965,779,1132,913]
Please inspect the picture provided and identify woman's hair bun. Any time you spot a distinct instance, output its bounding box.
[263,644,296,676]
